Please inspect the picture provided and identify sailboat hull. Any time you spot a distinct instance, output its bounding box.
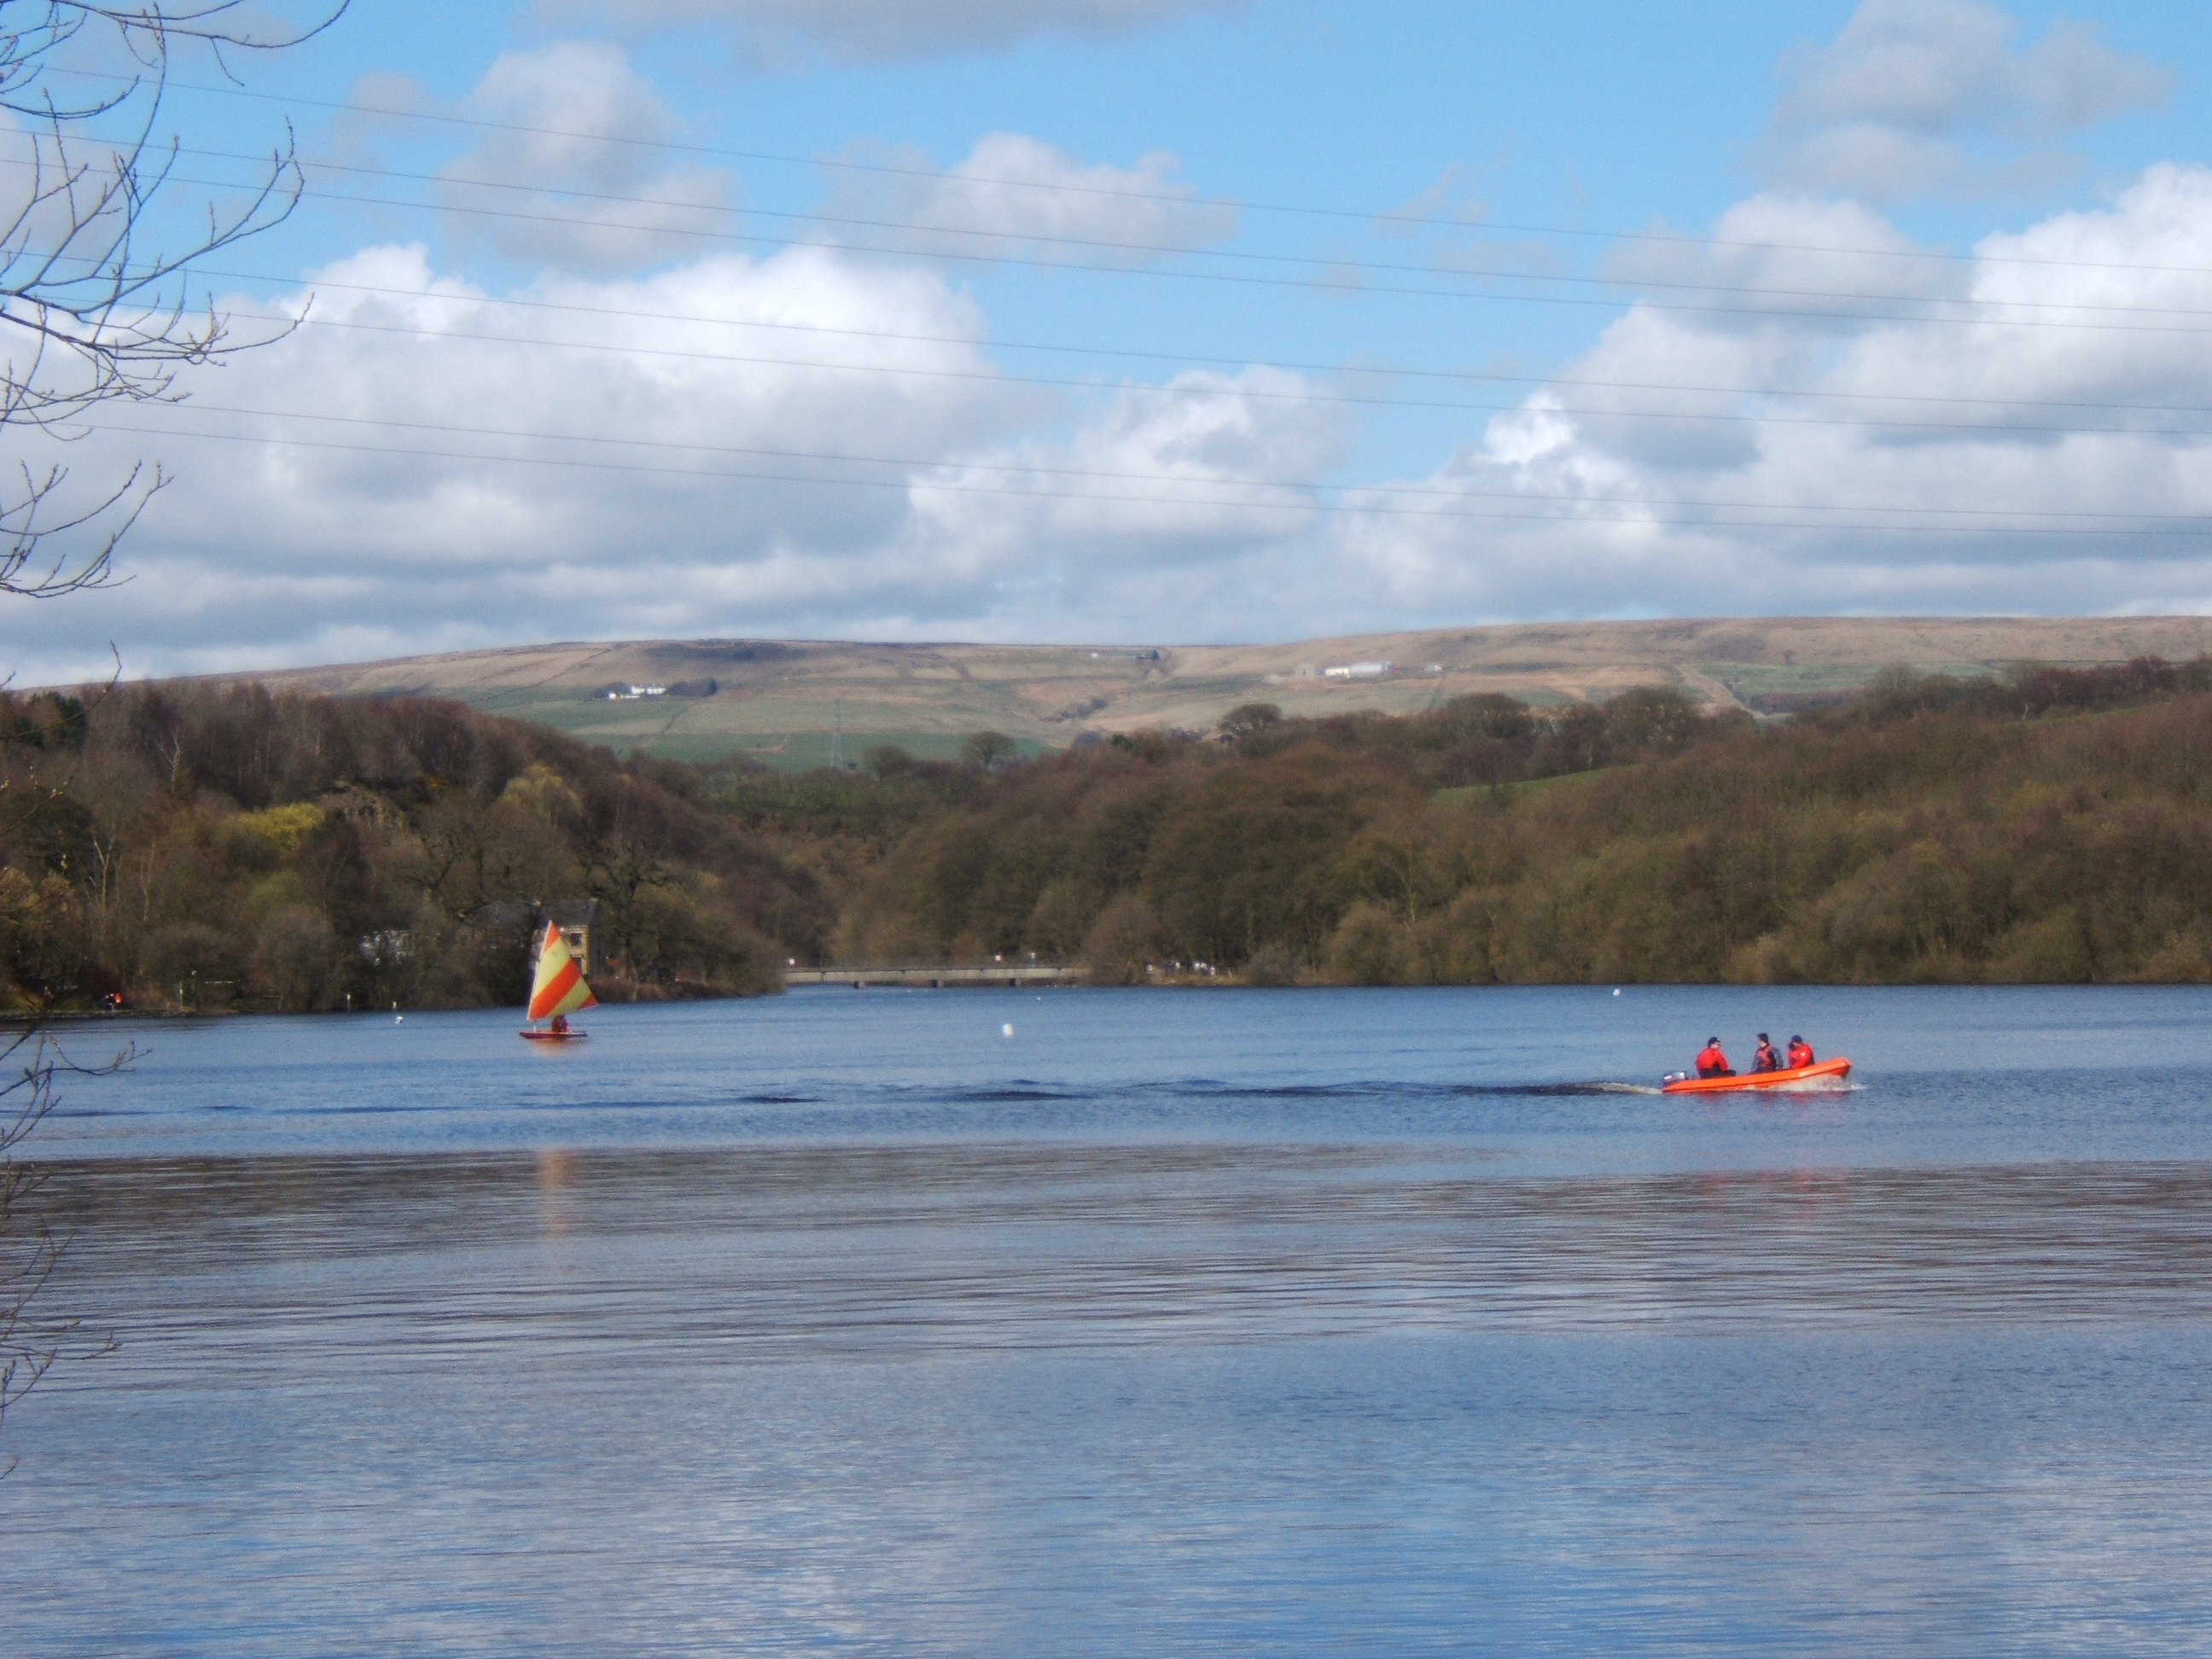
[520,1028,590,1042]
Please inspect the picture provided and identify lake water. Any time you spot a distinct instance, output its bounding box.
[10,985,2212,1655]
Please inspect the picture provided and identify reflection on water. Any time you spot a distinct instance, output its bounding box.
[37,1150,2212,1371]
[11,987,2212,1655]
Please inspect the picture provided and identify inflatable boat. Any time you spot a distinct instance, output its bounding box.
[1661,1057,1852,1094]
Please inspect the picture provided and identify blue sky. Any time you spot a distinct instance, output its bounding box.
[9,0,2212,677]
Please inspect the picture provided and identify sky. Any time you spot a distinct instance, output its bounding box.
[7,0,2212,680]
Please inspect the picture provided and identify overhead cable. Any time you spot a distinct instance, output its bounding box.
[42,63,2212,279]
[91,417,2212,538]
[141,397,2212,520]
[156,263,2212,420]
[27,143,2212,322]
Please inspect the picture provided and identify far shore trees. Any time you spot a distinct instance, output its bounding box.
[813,661,2212,985]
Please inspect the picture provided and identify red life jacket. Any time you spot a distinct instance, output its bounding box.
[1697,1045,1729,1075]
[1788,1041,1813,1068]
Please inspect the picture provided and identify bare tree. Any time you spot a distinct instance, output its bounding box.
[2,1,346,600]
[1,0,343,1463]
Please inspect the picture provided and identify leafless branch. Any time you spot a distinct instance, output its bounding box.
[0,0,339,1470]
[0,2,346,596]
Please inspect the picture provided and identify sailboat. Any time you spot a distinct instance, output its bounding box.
[520,921,598,1041]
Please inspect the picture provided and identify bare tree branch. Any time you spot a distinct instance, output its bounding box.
[0,2,346,596]
[0,0,341,1466]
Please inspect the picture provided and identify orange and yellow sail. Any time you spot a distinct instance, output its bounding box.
[527,923,599,1022]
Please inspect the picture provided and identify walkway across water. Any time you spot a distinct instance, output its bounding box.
[783,963,1081,988]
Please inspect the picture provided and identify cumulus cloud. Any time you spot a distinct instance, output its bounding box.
[1601,194,1964,329]
[903,366,1349,593]
[545,0,1238,61]
[19,167,2212,679]
[1762,0,2169,201]
[15,150,2212,678]
[3,240,1353,678]
[434,42,738,272]
[824,133,1235,267]
[9,242,1018,676]
[1314,166,2212,625]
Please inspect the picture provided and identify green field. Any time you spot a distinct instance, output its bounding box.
[1697,660,2003,701]
[486,692,1053,769]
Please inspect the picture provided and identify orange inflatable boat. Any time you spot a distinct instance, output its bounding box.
[1661,1057,1852,1094]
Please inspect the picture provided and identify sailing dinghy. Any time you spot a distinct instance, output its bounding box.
[521,921,597,1041]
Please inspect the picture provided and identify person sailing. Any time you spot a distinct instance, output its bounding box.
[1750,1033,1782,1074]
[1786,1035,1814,1069]
[1695,1037,1733,1079]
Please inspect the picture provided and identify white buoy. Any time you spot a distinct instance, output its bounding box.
[1002,1022,1014,1037]
[1612,988,1621,997]
[394,1014,405,1023]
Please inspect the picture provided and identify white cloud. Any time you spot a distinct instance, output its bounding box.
[824,133,1235,266]
[1313,166,2212,626]
[17,167,2212,679]
[1763,0,2169,201]
[13,146,2212,681]
[434,42,738,272]
[4,242,1029,677]
[904,365,1348,581]
[546,0,1238,61]
[1,241,1354,678]
[1603,193,1963,323]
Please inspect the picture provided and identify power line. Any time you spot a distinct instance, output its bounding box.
[143,396,2212,519]
[90,158,2212,334]
[28,226,2197,429]
[49,63,2212,279]
[33,143,2212,323]
[88,415,2212,537]
[265,311,2212,438]
[160,263,2212,420]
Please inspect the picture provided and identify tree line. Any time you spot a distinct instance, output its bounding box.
[812,660,2212,985]
[10,658,2212,1009]
[0,684,826,1012]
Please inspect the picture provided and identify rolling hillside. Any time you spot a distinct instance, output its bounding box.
[145,616,2212,766]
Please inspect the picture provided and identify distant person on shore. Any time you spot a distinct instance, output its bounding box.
[1696,1038,1732,1079]
[1787,1036,1814,1068]
[1750,1034,1781,1073]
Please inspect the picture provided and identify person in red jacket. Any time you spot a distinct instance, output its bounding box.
[1787,1036,1814,1069]
[1695,1037,1732,1078]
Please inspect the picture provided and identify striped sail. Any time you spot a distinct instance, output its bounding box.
[527,923,599,1022]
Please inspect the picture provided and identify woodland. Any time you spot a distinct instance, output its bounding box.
[0,684,823,1012]
[776,655,2212,987]
[6,656,2212,1011]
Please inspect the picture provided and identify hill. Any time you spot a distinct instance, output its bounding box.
[137,616,2212,768]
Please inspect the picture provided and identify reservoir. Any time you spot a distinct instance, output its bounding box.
[11,985,2212,1655]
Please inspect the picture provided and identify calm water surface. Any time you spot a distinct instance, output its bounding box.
[10,986,2212,1655]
